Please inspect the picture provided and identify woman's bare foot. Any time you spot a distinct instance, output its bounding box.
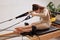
[14,26,32,34]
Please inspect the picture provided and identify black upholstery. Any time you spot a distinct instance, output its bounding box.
[53,20,60,25]
[21,26,60,36]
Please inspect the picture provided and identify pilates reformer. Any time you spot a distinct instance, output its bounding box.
[0,19,60,40]
[0,12,60,40]
[0,26,60,40]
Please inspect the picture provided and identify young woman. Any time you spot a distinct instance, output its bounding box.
[14,4,51,34]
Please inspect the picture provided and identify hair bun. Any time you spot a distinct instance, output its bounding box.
[32,4,40,11]
[32,4,39,7]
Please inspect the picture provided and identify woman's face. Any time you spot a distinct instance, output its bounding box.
[35,9,41,13]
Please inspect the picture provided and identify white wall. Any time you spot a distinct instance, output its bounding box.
[52,0,60,7]
[0,0,60,30]
[37,0,60,7]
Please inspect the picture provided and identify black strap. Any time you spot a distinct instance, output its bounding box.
[16,12,29,19]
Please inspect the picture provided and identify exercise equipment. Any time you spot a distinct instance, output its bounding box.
[0,26,60,40]
[0,11,60,40]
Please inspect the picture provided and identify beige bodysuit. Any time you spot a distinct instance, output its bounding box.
[30,8,51,30]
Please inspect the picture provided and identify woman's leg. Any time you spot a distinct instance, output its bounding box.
[14,25,32,34]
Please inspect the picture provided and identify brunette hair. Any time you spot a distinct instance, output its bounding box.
[32,4,44,11]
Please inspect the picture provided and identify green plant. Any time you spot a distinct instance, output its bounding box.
[47,2,60,12]
[47,2,57,17]
[47,2,56,12]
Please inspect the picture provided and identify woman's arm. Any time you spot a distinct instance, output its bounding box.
[31,11,51,28]
[31,13,46,17]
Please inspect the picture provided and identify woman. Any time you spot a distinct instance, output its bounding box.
[14,4,51,34]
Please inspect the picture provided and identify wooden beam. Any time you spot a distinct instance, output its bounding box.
[0,30,60,40]
[27,30,60,40]
[0,32,20,40]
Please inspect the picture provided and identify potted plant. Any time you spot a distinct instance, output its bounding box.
[47,2,57,22]
[47,2,60,15]
[47,2,60,22]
